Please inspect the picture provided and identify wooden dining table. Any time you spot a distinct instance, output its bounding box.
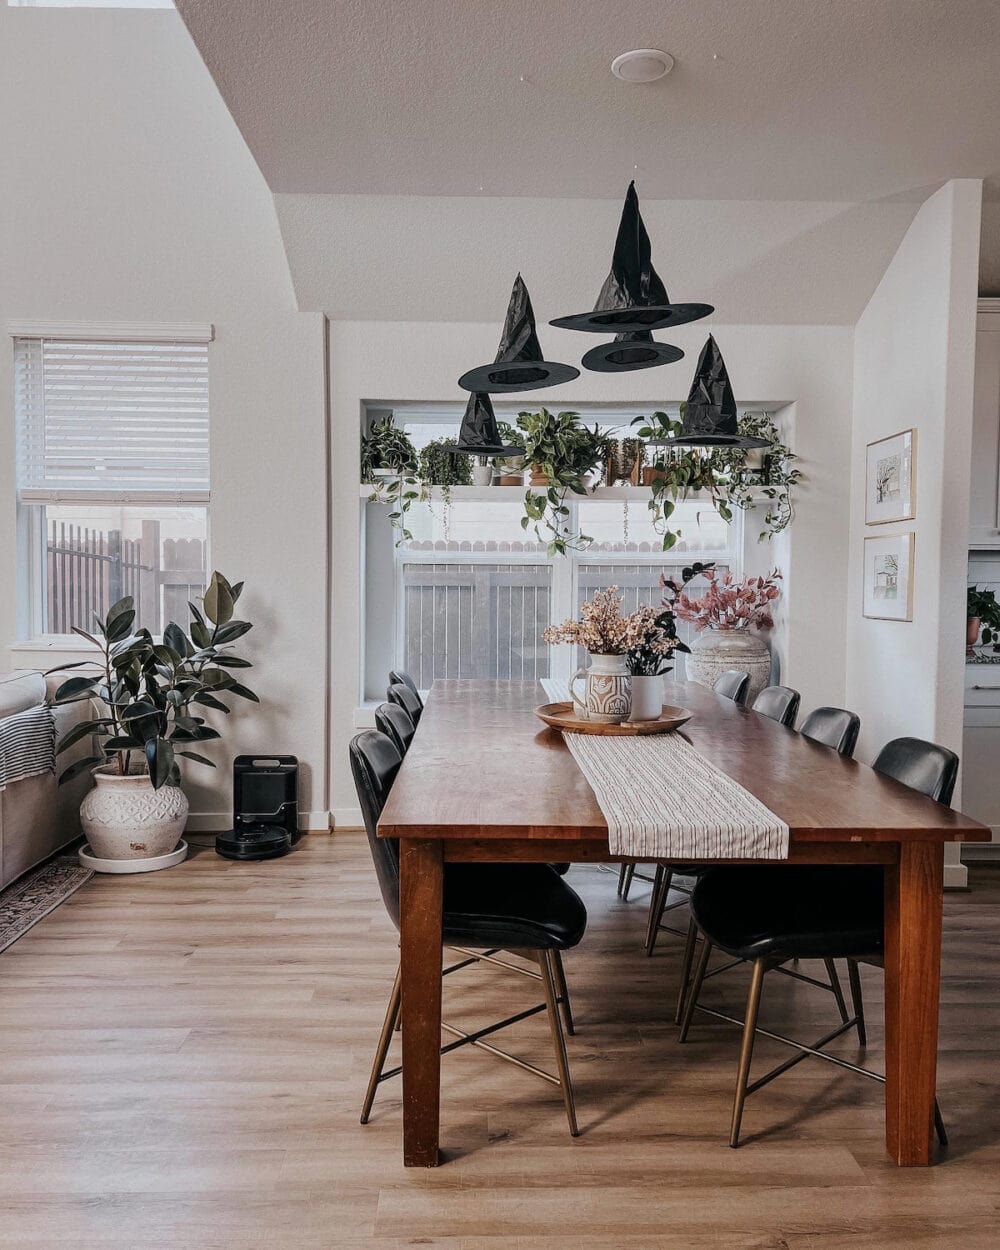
[377,678,990,1168]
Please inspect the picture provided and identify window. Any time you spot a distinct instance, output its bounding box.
[14,334,210,637]
[362,407,741,699]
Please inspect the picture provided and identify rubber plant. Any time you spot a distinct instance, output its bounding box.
[516,408,605,555]
[361,415,421,544]
[47,572,257,790]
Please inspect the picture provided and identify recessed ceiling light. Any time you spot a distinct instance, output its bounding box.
[611,49,674,83]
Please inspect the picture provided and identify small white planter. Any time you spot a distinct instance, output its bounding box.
[471,462,494,487]
[79,764,188,869]
[629,674,664,722]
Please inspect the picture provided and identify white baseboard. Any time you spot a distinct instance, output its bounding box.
[944,862,969,890]
[331,806,364,830]
[185,810,331,833]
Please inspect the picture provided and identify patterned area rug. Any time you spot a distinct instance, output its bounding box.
[0,855,93,953]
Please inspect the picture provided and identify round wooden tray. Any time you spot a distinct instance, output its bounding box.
[534,701,692,736]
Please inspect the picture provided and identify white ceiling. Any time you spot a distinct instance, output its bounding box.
[176,0,1000,202]
[274,192,918,323]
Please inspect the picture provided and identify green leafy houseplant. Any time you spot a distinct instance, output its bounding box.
[708,411,803,540]
[418,438,473,493]
[362,416,422,544]
[516,408,605,555]
[968,584,1000,648]
[631,408,803,551]
[47,572,258,790]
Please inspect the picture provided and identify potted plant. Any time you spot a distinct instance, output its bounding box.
[543,587,638,723]
[672,568,781,701]
[967,584,1000,654]
[605,437,645,486]
[47,572,257,872]
[494,421,526,485]
[361,416,422,544]
[623,566,707,720]
[418,438,472,500]
[516,409,605,555]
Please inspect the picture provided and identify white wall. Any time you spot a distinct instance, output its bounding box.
[0,8,331,826]
[328,320,854,819]
[846,180,983,889]
[846,180,983,761]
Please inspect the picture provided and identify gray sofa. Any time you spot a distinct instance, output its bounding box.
[0,671,95,889]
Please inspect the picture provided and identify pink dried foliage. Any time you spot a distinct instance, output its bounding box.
[673,569,782,633]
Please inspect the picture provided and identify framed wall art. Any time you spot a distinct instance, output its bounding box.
[866,428,916,525]
[863,532,914,621]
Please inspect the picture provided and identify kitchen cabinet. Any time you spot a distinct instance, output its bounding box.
[969,301,1000,547]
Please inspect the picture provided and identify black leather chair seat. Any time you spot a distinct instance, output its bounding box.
[444,863,586,950]
[691,865,883,963]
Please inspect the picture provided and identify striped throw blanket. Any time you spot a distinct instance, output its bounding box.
[0,704,57,791]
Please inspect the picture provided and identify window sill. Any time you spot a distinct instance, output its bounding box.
[9,637,96,654]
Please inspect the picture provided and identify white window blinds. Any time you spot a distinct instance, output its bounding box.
[15,337,210,501]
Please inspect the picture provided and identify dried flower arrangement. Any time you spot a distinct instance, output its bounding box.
[673,568,782,633]
[543,587,685,672]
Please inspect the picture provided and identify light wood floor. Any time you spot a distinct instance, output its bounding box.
[1,834,998,1249]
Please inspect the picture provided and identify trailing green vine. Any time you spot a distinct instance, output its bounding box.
[631,408,802,551]
[361,415,422,545]
[516,408,605,556]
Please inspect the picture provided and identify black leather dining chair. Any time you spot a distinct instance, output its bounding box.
[386,681,423,726]
[389,669,423,707]
[350,730,587,1135]
[751,685,800,728]
[800,707,861,757]
[714,671,750,704]
[680,735,958,1147]
[374,702,416,757]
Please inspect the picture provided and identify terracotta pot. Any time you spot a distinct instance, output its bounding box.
[80,764,188,861]
[529,467,551,487]
[967,615,981,652]
[684,630,771,703]
[497,473,526,486]
[642,466,667,487]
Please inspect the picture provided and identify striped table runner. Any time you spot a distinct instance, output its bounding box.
[564,732,788,859]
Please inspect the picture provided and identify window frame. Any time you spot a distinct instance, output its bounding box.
[9,323,213,642]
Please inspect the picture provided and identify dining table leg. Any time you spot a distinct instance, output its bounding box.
[399,837,444,1166]
[883,840,944,1166]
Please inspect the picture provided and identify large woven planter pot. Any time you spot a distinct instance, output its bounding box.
[685,630,771,703]
[80,764,188,861]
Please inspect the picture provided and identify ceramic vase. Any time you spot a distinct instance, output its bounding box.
[471,461,493,487]
[628,674,664,722]
[685,629,771,702]
[80,764,188,861]
[569,653,632,724]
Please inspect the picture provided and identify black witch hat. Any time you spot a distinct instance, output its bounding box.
[581,331,684,374]
[445,391,524,457]
[551,182,714,334]
[671,336,769,449]
[458,274,579,394]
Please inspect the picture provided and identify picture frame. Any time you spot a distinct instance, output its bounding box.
[863,533,915,621]
[865,429,916,525]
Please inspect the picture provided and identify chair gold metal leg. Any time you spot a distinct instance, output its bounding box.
[538,949,579,1137]
[730,958,767,1148]
[847,959,867,1046]
[675,916,700,1025]
[360,964,401,1124]
[551,948,575,1035]
[645,866,673,956]
[679,935,713,1043]
[823,957,850,1024]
